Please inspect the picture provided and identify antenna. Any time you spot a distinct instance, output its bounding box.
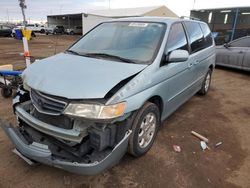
[18,0,27,26]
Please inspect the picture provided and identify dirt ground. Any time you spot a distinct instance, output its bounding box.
[0,35,250,188]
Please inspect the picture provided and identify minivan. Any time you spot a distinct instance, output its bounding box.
[3,17,215,175]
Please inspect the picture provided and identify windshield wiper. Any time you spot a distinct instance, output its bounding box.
[83,53,136,64]
[65,50,82,56]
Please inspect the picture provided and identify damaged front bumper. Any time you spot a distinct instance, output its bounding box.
[15,101,84,143]
[2,124,131,175]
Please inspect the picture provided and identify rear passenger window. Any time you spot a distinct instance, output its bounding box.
[184,22,204,53]
[166,23,188,54]
[200,23,213,48]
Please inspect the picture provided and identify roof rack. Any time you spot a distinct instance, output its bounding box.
[180,16,200,21]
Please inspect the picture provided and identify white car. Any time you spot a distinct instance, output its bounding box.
[66,26,82,35]
[26,24,46,33]
[45,26,55,35]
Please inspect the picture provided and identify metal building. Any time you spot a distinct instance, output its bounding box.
[47,6,177,35]
[191,7,250,45]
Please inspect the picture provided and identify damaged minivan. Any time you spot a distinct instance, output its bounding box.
[3,17,215,175]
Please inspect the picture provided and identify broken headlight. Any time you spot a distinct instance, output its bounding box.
[64,102,126,119]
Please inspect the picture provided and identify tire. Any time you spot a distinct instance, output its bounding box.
[1,87,13,98]
[40,29,45,33]
[128,102,160,157]
[70,31,74,35]
[198,69,212,95]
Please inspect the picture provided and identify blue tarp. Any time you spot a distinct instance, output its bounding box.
[0,70,22,76]
[15,29,23,40]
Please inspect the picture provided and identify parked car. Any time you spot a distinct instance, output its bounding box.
[3,17,215,175]
[66,26,82,35]
[26,24,46,33]
[216,36,250,71]
[45,26,55,35]
[53,25,65,34]
[0,25,12,37]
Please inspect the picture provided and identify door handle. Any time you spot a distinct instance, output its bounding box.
[238,51,244,54]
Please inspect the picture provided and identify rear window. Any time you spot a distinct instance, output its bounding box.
[184,22,204,53]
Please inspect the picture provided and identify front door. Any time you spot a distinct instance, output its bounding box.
[157,22,193,119]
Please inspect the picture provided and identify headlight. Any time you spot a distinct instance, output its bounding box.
[64,102,126,119]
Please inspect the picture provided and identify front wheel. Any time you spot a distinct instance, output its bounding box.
[128,102,160,157]
[198,69,212,95]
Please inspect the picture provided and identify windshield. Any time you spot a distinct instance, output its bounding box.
[68,22,166,64]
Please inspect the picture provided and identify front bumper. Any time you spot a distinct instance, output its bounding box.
[2,124,131,175]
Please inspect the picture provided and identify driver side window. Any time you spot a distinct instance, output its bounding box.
[166,23,189,54]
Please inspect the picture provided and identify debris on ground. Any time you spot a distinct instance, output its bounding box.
[200,141,207,151]
[173,145,181,152]
[191,131,209,143]
[207,178,212,183]
[215,142,223,147]
[200,141,211,151]
[63,176,71,186]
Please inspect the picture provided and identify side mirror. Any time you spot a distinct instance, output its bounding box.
[167,50,189,63]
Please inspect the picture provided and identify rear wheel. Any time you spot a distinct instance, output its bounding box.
[128,102,160,157]
[198,69,212,95]
[1,86,13,98]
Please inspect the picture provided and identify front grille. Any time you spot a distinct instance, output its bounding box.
[30,89,67,115]
[32,108,73,129]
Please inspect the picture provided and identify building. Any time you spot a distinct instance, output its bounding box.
[191,7,250,44]
[47,6,178,35]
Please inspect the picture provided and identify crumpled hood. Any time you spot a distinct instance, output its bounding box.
[23,53,147,99]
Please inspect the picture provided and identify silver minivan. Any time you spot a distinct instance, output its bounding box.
[3,17,215,175]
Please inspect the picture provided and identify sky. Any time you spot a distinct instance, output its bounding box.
[0,0,250,23]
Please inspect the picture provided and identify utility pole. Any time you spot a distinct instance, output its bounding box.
[7,8,9,23]
[193,0,196,9]
[18,0,27,26]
